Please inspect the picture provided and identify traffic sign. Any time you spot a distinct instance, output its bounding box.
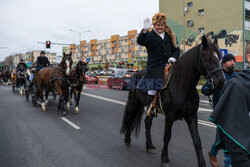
[86,58,91,62]
[219,49,228,57]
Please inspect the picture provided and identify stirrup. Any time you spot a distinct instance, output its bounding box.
[146,104,157,117]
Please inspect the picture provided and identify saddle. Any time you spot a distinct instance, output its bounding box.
[146,64,173,117]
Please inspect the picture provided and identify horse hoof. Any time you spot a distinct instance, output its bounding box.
[161,163,171,167]
[42,108,46,112]
[75,110,79,114]
[62,111,66,116]
[124,141,131,147]
[147,148,157,154]
[67,106,70,110]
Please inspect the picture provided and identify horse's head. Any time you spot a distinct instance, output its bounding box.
[60,52,73,76]
[200,35,225,89]
[76,61,88,75]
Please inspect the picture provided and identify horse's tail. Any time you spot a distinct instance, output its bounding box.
[120,89,144,138]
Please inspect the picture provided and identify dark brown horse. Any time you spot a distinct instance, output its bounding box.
[1,66,11,85]
[120,35,225,167]
[36,52,73,115]
[68,61,88,113]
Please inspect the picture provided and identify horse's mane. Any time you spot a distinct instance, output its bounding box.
[171,45,201,88]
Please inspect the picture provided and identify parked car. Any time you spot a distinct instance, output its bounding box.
[85,71,99,84]
[107,69,138,90]
[95,70,102,76]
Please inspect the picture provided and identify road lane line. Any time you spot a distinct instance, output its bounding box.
[81,92,126,105]
[200,100,209,104]
[198,108,213,112]
[198,121,216,128]
[81,92,216,128]
[61,117,81,130]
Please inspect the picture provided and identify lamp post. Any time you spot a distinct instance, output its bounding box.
[69,29,91,60]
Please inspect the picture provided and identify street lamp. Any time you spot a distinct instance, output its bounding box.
[69,29,91,61]
[69,29,91,42]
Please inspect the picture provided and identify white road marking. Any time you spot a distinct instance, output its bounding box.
[198,108,213,112]
[200,100,209,104]
[81,92,126,105]
[81,92,216,128]
[61,117,81,130]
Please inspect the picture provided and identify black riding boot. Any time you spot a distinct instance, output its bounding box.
[145,95,155,116]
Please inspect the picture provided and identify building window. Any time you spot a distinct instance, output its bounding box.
[245,21,250,30]
[245,1,250,10]
[198,28,205,34]
[187,20,194,27]
[187,2,193,8]
[198,9,204,16]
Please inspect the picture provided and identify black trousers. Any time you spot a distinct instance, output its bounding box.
[222,133,250,167]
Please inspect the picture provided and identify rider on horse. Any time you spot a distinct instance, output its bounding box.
[16,58,27,72]
[137,12,180,115]
[36,51,50,71]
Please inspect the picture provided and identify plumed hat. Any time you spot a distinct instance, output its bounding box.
[152,12,167,25]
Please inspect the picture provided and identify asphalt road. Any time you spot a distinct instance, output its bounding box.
[0,84,225,167]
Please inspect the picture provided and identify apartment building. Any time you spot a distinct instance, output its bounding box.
[159,0,249,69]
[66,30,148,70]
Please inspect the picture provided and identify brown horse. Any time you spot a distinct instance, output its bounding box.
[68,61,88,113]
[36,52,73,115]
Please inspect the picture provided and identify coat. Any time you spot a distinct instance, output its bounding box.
[137,29,180,90]
[209,69,250,156]
[36,56,50,69]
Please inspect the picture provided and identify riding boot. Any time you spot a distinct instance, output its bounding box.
[145,95,155,116]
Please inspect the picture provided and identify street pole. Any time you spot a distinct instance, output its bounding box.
[69,29,90,61]
[183,0,186,52]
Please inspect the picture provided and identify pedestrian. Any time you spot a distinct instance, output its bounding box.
[202,54,237,167]
[209,43,250,166]
[137,12,180,113]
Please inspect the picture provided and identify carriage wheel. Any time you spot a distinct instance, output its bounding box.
[25,89,29,102]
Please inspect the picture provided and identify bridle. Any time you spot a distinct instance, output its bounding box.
[200,45,223,89]
[200,45,223,108]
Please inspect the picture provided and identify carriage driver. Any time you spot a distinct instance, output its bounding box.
[16,58,27,72]
[137,12,180,114]
[36,51,50,71]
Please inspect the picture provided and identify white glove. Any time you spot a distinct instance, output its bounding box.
[168,57,176,64]
[143,18,151,31]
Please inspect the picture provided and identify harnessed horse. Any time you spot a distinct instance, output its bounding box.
[36,52,73,115]
[120,35,225,167]
[2,66,11,85]
[67,61,88,113]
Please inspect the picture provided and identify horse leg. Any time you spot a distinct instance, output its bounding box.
[75,86,82,114]
[45,88,49,106]
[69,88,73,105]
[161,116,174,167]
[185,115,206,167]
[145,116,156,154]
[65,87,70,110]
[39,86,46,111]
[56,87,65,115]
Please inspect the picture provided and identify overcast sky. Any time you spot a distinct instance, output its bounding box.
[0,0,159,61]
